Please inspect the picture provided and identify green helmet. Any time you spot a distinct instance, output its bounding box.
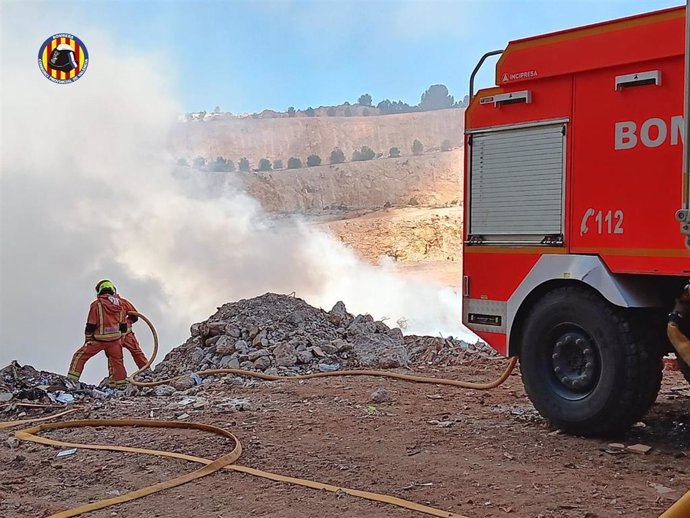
[95,279,116,294]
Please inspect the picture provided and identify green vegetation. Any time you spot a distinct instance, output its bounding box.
[330,148,346,164]
[287,157,302,169]
[352,146,376,162]
[306,154,322,167]
[258,158,272,171]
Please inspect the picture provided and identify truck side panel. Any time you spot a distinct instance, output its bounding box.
[570,55,690,274]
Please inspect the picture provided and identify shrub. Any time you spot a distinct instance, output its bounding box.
[352,146,375,161]
[330,147,346,164]
[258,158,272,171]
[306,154,322,167]
[412,139,423,155]
[287,157,302,169]
[389,147,401,158]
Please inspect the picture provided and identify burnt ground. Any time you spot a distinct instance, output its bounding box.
[0,360,688,518]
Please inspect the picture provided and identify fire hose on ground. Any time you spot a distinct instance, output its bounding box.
[1,311,688,518]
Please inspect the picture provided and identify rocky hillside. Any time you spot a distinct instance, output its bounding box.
[170,109,463,166]
[319,207,462,263]
[238,149,462,213]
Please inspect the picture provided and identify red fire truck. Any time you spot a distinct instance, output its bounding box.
[463,6,690,435]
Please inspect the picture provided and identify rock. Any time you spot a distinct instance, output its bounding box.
[311,346,326,357]
[346,318,377,339]
[206,321,226,336]
[254,356,271,370]
[374,321,390,333]
[251,330,266,347]
[234,340,250,354]
[6,436,19,449]
[328,301,352,326]
[226,325,241,338]
[318,362,340,372]
[190,323,202,337]
[177,413,190,420]
[248,326,260,340]
[273,343,297,367]
[239,361,254,370]
[351,334,408,368]
[190,348,205,364]
[321,343,338,355]
[204,335,220,348]
[371,388,391,403]
[219,355,240,369]
[287,311,305,325]
[331,339,351,352]
[297,350,314,364]
[154,385,176,397]
[172,374,197,392]
[248,349,270,361]
[387,328,404,342]
[214,336,235,356]
[0,392,13,403]
[627,444,652,455]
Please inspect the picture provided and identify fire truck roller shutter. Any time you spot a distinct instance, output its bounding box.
[468,122,565,245]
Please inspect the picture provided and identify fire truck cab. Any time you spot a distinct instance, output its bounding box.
[463,6,690,435]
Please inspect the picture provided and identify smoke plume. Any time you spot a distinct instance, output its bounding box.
[0,6,473,383]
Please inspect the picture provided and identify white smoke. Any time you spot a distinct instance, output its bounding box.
[0,5,474,384]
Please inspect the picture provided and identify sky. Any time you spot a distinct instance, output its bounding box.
[11,0,682,115]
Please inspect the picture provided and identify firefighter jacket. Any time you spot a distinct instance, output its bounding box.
[115,295,138,332]
[85,294,127,341]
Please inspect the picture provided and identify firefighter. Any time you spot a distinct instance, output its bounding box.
[67,280,128,388]
[116,293,149,370]
[668,282,690,367]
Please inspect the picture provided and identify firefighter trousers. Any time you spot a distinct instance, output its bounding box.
[67,338,127,388]
[123,332,148,369]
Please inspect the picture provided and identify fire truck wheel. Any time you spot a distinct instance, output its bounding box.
[679,357,690,385]
[520,286,649,436]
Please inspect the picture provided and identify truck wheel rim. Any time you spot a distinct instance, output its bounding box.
[548,326,600,399]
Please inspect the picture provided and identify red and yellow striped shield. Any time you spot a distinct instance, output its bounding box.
[37,33,89,84]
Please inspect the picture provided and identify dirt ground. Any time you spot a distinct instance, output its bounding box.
[1,361,687,518]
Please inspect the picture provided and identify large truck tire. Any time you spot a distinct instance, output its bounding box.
[519,286,659,436]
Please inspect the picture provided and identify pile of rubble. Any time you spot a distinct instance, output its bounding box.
[152,293,496,382]
[0,361,87,406]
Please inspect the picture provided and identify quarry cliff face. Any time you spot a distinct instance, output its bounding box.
[170,108,464,165]
[238,149,462,213]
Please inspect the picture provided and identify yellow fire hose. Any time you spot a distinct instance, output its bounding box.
[1,311,686,517]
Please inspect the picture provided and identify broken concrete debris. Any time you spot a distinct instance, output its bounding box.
[152,293,490,381]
